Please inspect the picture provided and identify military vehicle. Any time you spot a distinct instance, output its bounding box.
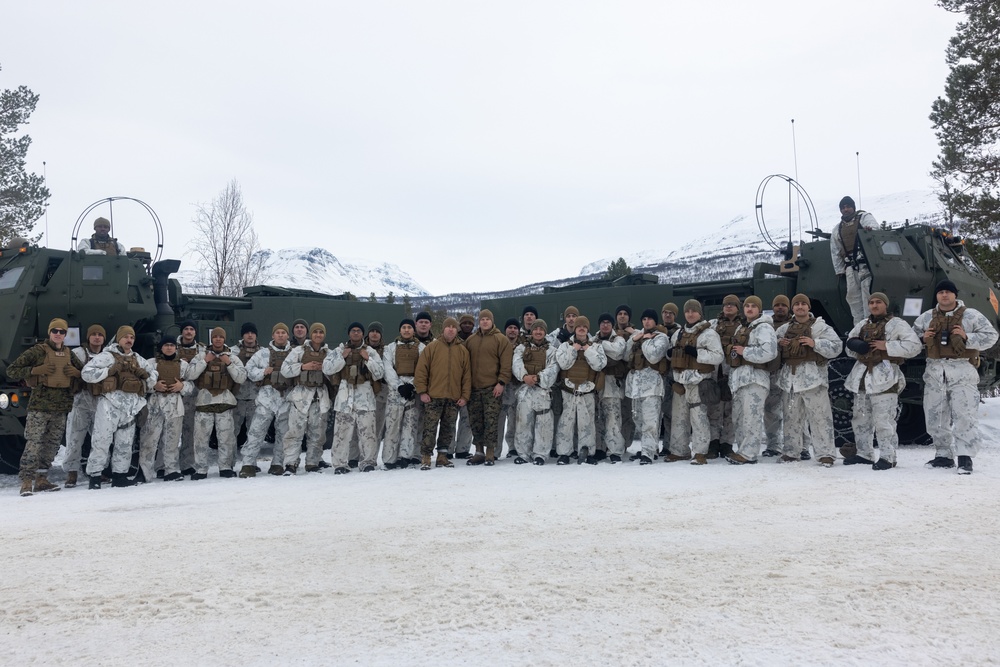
[482,209,1000,447]
[0,199,404,473]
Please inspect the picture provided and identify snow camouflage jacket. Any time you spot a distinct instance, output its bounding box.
[624,330,671,399]
[912,300,999,387]
[594,331,627,399]
[669,323,724,387]
[145,356,195,417]
[382,339,426,406]
[774,315,843,393]
[281,343,333,413]
[831,210,877,274]
[556,336,608,395]
[845,316,921,395]
[231,342,262,401]
[728,315,778,393]
[245,342,294,412]
[326,342,386,412]
[188,346,248,409]
[512,341,559,412]
[81,343,158,415]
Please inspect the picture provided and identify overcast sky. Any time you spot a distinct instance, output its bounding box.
[6,1,959,295]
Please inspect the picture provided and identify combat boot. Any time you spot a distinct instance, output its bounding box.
[706,439,721,459]
[88,475,102,490]
[690,454,708,465]
[33,475,60,493]
[238,465,257,478]
[420,454,432,471]
[957,455,973,475]
[435,453,454,468]
[268,464,284,476]
[664,453,691,462]
[484,446,496,466]
[111,473,136,488]
[64,471,78,488]
[19,478,33,496]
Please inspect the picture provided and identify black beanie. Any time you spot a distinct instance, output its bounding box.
[348,321,365,333]
[598,312,614,325]
[615,304,632,318]
[640,308,658,324]
[504,318,520,330]
[399,318,416,330]
[241,322,258,336]
[839,196,856,210]
[935,279,958,296]
[367,321,384,335]
[522,305,538,317]
[179,319,197,334]
[415,311,432,323]
[160,334,177,347]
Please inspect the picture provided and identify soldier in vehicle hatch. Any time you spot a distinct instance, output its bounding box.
[831,196,878,326]
[7,318,84,496]
[77,217,127,256]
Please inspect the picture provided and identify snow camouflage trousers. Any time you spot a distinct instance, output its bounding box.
[421,398,460,456]
[282,399,327,468]
[764,375,784,452]
[924,369,982,459]
[86,397,139,476]
[333,409,377,468]
[179,393,197,472]
[632,395,663,458]
[556,391,597,456]
[846,264,872,326]
[708,397,735,445]
[20,411,66,480]
[63,392,98,473]
[351,385,387,459]
[595,397,625,456]
[514,401,553,460]
[669,382,711,458]
[194,409,238,474]
[383,397,420,465]
[468,387,502,450]
[242,399,290,468]
[851,391,899,463]
[497,399,516,454]
[782,385,835,459]
[232,398,256,442]
[732,383,767,461]
[139,397,184,480]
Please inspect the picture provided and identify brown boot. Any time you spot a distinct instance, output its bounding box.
[664,453,691,462]
[779,454,799,463]
[33,475,60,493]
[436,453,454,468]
[19,478,33,496]
[64,471,78,488]
[485,446,495,466]
[238,465,257,478]
[690,454,708,465]
[420,454,432,470]
[467,451,487,466]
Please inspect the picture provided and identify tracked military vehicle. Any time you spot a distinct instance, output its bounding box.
[482,222,1000,447]
[0,206,404,473]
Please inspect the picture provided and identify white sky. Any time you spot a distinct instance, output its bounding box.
[5,1,959,295]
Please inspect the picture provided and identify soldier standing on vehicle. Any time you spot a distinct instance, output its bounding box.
[625,309,671,464]
[381,319,426,469]
[594,313,627,463]
[327,322,385,474]
[555,316,607,465]
[465,309,513,466]
[82,325,157,489]
[831,196,878,326]
[912,280,999,474]
[665,301,724,465]
[843,293,922,470]
[77,217,127,256]
[240,323,295,477]
[188,328,248,479]
[175,320,204,476]
[775,294,843,467]
[709,295,744,459]
[62,324,106,488]
[724,297,778,465]
[137,335,194,483]
[512,320,559,465]
[231,322,261,446]
[414,317,471,470]
[280,323,333,474]
[762,295,790,457]
[8,318,83,496]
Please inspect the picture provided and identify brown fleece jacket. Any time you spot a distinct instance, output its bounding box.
[414,336,471,401]
[464,326,513,390]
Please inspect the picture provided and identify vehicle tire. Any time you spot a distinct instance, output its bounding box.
[0,434,26,475]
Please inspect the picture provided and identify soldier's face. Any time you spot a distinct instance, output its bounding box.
[181,327,196,343]
[564,313,577,328]
[441,325,458,342]
[119,334,135,351]
[349,328,363,343]
[523,312,536,328]
[49,327,67,346]
[479,316,493,331]
[662,310,675,325]
[416,319,431,335]
[212,334,226,349]
[506,325,520,341]
[161,342,176,356]
[89,333,105,349]
[642,316,656,330]
[293,324,308,339]
[460,321,474,334]
[368,330,382,345]
[575,326,589,341]
[531,328,546,343]
[599,320,613,336]
[94,223,111,236]
[936,290,957,311]
[744,304,760,320]
[616,311,630,326]
[723,304,739,317]
[868,298,887,317]
[792,301,810,318]
[772,304,788,318]
[840,204,856,218]
[311,330,325,346]
[399,324,414,339]
[273,329,289,346]
[684,309,700,324]
[242,332,257,346]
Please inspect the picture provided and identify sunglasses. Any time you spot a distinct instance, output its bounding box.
[50,329,67,335]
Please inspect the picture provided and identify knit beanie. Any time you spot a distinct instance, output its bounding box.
[772,295,790,308]
[575,316,591,331]
[87,324,106,338]
[683,299,703,314]
[241,322,258,336]
[743,296,762,310]
[792,293,811,308]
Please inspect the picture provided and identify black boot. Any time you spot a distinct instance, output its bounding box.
[957,455,973,475]
[706,439,720,460]
[111,472,136,488]
[133,468,148,484]
[926,456,955,469]
[89,475,102,490]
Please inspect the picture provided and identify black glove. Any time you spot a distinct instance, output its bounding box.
[845,337,871,354]
[397,383,416,400]
[666,347,674,358]
[684,345,699,357]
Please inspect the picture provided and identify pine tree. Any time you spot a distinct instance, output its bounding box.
[604,257,632,280]
[0,65,50,246]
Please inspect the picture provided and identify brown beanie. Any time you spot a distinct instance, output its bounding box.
[531,319,547,332]
[48,318,68,332]
[744,296,763,310]
[310,322,326,336]
[870,292,890,307]
[683,299,703,314]
[723,294,742,307]
[478,309,494,322]
[94,217,111,230]
[87,324,106,338]
[459,314,475,325]
[772,295,790,308]
[563,306,579,317]
[116,325,135,343]
[792,293,811,308]
[211,327,226,340]
[272,322,289,335]
[575,316,591,331]
[443,317,459,329]
[661,303,679,315]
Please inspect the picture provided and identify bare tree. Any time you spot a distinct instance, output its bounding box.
[188,180,268,296]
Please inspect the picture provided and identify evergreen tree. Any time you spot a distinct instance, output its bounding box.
[930,1,1000,252]
[402,295,413,317]
[386,291,395,304]
[368,292,378,303]
[604,257,632,280]
[0,65,50,246]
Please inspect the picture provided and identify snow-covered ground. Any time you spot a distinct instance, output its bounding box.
[5,400,1000,666]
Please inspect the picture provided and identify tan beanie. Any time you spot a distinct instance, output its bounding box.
[723,294,741,307]
[772,295,790,308]
[744,296,763,310]
[531,319,547,332]
[310,322,326,336]
[563,306,579,317]
[87,324,106,338]
[792,293,811,308]
[443,317,459,329]
[683,299,703,314]
[575,316,590,331]
[272,322,289,335]
[211,327,227,340]
[477,309,494,321]
[116,325,135,343]
[48,318,68,332]
[870,292,890,307]
[661,303,679,315]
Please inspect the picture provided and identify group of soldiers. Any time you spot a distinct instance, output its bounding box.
[11,270,997,496]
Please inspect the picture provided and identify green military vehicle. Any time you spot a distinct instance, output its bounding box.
[0,222,403,473]
[482,223,1000,447]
